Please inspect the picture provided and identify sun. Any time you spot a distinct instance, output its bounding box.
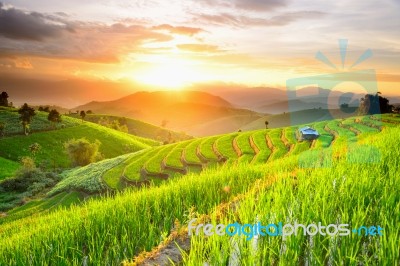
[135,57,202,90]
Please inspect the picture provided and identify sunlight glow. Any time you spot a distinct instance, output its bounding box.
[134,56,204,89]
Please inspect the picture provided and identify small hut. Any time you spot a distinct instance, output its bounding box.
[298,126,319,141]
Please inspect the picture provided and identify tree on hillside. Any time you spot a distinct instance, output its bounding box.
[64,138,101,166]
[358,92,393,115]
[0,91,9,107]
[18,103,36,135]
[80,110,86,122]
[48,109,62,128]
[38,106,50,112]
[265,120,269,129]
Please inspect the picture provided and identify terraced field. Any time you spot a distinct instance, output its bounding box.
[1,117,399,265]
[51,114,399,194]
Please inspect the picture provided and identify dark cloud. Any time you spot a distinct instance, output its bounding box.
[0,4,207,64]
[193,11,326,27]
[0,3,72,41]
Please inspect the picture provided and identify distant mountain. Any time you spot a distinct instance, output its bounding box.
[75,91,261,136]
[206,86,363,114]
[241,108,359,131]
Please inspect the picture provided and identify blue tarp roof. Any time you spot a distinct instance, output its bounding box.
[299,126,319,135]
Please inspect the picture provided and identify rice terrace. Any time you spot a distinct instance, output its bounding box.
[1,0,400,265]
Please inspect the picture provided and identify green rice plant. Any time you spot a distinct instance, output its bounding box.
[251,130,271,164]
[183,139,203,165]
[283,127,297,146]
[183,126,400,265]
[360,115,385,128]
[236,132,256,164]
[102,153,141,189]
[144,144,175,174]
[1,191,83,225]
[313,121,334,148]
[215,133,239,163]
[165,140,191,169]
[344,119,379,134]
[0,159,287,265]
[124,148,162,181]
[199,136,220,161]
[326,120,356,140]
[48,154,131,195]
[268,129,288,161]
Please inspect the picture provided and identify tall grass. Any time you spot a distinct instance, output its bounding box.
[183,126,400,265]
[0,161,297,265]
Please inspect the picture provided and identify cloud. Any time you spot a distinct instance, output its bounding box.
[0,3,73,41]
[192,11,326,27]
[0,4,208,64]
[197,0,289,11]
[177,43,220,53]
[233,0,288,11]
[152,24,204,36]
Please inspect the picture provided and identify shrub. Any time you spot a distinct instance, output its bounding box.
[64,138,101,166]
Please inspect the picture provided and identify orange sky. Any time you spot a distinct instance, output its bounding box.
[0,0,399,95]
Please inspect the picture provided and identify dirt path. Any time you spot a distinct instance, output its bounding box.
[249,135,260,164]
[280,128,294,156]
[232,135,242,158]
[339,121,360,135]
[212,141,227,163]
[265,134,276,162]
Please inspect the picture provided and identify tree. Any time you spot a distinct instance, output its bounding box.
[64,138,101,166]
[48,109,62,128]
[358,93,392,115]
[18,103,36,135]
[0,91,9,107]
[86,110,93,114]
[265,120,269,129]
[80,110,86,122]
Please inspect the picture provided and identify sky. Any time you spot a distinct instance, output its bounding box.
[0,0,399,95]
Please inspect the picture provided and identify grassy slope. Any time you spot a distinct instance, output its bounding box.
[0,157,19,180]
[0,107,79,136]
[77,114,192,142]
[0,121,158,169]
[0,124,398,264]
